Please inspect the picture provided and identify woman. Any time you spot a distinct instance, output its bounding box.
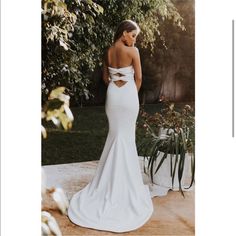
[68,20,154,233]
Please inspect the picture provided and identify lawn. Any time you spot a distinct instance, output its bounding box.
[42,103,194,165]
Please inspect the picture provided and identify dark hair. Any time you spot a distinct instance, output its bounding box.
[113,20,140,42]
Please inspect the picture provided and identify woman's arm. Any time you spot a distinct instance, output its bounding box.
[103,61,110,86]
[131,47,142,92]
[102,49,110,86]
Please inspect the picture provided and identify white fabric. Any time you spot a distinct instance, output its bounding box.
[68,66,153,232]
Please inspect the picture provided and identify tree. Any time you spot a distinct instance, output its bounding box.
[42,0,103,104]
[42,0,185,105]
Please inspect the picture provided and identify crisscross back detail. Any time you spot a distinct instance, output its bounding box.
[108,66,134,82]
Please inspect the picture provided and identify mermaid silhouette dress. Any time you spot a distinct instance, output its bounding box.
[68,65,154,232]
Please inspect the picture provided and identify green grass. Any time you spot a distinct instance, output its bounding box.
[42,106,109,165]
[42,103,194,165]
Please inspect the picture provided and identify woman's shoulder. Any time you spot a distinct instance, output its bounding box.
[126,46,139,57]
[104,44,117,58]
[106,45,115,57]
[106,44,139,60]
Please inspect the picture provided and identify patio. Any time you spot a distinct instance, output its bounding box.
[42,158,195,235]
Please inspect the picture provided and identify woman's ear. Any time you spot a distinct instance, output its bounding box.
[123,30,127,37]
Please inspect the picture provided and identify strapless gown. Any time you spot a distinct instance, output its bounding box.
[68,65,154,232]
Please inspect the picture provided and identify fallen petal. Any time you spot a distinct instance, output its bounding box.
[41,222,51,235]
[41,211,51,219]
[52,191,67,214]
[56,188,69,209]
[41,211,62,236]
[47,216,62,236]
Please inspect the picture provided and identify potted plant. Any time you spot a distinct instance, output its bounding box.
[137,102,195,197]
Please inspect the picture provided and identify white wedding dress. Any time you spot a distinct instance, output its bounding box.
[68,65,154,232]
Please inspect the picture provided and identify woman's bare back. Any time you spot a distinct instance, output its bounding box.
[107,44,133,87]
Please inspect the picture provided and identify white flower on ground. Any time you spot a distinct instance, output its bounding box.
[64,105,74,121]
[41,211,62,236]
[51,188,69,215]
[41,222,51,235]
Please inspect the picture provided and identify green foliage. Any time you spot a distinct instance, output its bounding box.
[137,102,195,196]
[92,0,185,57]
[42,0,185,105]
[42,0,103,104]
[42,0,77,49]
